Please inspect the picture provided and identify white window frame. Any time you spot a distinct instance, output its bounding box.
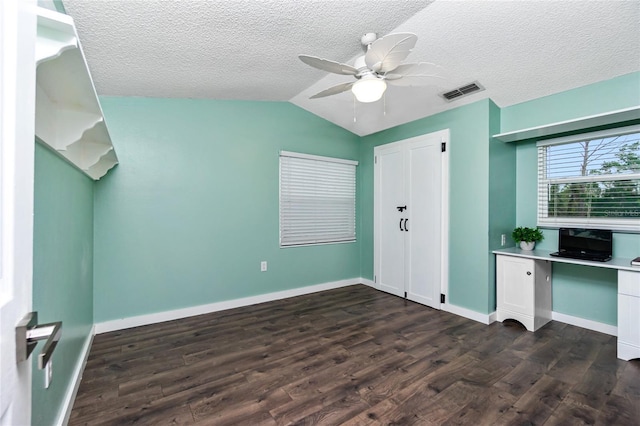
[537,124,640,232]
[279,151,358,247]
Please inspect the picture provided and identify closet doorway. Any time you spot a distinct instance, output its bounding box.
[373,129,449,309]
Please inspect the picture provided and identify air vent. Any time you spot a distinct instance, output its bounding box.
[440,81,485,102]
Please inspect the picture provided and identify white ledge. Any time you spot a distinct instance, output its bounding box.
[35,7,118,180]
[493,106,640,143]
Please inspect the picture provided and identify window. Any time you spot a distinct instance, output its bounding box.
[537,125,640,231]
[279,151,357,247]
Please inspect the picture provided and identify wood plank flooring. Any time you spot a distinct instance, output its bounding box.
[69,285,640,425]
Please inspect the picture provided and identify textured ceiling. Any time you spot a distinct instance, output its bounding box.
[64,0,640,136]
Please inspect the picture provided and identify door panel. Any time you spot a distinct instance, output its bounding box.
[374,145,405,297]
[406,137,442,308]
[0,0,36,424]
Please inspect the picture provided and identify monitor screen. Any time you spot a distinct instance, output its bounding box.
[558,228,612,257]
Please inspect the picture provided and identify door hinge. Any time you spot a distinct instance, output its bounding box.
[374,156,377,164]
[441,142,446,152]
[404,291,407,299]
[374,275,376,283]
[440,293,445,303]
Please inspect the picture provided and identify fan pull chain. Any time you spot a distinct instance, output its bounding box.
[353,96,357,123]
[383,93,387,116]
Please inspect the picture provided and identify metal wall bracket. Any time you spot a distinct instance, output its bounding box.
[16,312,62,369]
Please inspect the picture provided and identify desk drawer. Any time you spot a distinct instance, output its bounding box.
[619,270,640,297]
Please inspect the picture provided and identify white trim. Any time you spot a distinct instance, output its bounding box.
[493,106,640,143]
[36,1,59,12]
[279,150,358,166]
[360,277,376,289]
[551,311,617,336]
[440,131,450,310]
[617,341,640,361]
[443,303,496,325]
[547,173,640,185]
[95,278,361,334]
[446,305,617,336]
[537,217,640,233]
[55,325,94,426]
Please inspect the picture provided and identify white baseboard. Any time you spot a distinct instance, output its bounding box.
[443,305,616,336]
[95,278,362,334]
[360,278,376,289]
[443,303,495,325]
[551,311,617,336]
[56,325,94,426]
[94,278,618,337]
[617,341,640,361]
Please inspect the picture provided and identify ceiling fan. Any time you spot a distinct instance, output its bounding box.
[299,32,444,103]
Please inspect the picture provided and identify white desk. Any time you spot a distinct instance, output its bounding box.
[493,247,640,361]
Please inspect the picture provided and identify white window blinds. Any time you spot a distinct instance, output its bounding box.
[537,125,640,231]
[279,151,358,247]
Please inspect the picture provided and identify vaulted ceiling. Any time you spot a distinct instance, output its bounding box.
[63,0,640,136]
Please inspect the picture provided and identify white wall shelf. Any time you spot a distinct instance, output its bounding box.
[493,106,640,143]
[35,7,118,180]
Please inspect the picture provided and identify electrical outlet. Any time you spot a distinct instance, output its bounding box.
[501,234,506,246]
[261,261,267,272]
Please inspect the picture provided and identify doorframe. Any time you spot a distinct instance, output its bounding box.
[440,130,450,309]
[372,128,450,308]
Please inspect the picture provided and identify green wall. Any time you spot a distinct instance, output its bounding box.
[502,72,640,326]
[500,72,640,133]
[359,100,503,314]
[94,98,361,323]
[32,143,94,425]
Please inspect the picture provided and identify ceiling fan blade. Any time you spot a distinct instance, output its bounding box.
[385,62,447,87]
[365,33,417,73]
[309,82,354,99]
[299,55,358,76]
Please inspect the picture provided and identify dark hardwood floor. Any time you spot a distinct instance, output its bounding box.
[69,285,640,425]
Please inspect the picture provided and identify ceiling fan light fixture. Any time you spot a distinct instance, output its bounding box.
[352,76,387,103]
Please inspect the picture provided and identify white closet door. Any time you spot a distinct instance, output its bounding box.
[374,144,405,297]
[374,129,448,308]
[405,135,442,308]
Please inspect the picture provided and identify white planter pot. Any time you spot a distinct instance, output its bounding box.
[520,241,536,251]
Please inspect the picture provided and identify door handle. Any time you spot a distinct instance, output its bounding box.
[16,312,62,369]
[404,219,408,232]
[399,218,404,231]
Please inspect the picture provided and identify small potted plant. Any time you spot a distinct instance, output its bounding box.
[512,226,544,251]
